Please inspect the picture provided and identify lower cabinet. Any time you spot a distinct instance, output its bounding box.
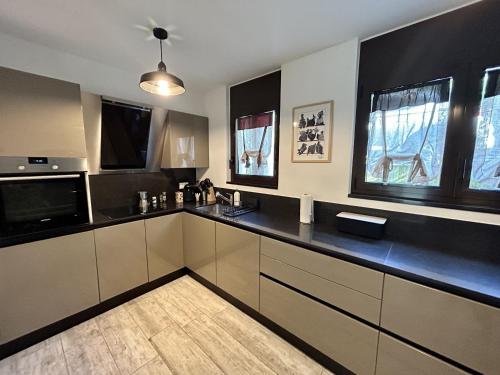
[145,214,184,281]
[94,220,148,301]
[381,275,500,374]
[0,231,99,344]
[376,334,468,375]
[215,222,260,310]
[182,213,216,284]
[260,276,379,375]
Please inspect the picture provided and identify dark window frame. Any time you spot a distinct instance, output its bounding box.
[229,71,281,189]
[351,1,500,213]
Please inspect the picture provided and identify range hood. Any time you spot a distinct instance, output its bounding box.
[0,66,87,158]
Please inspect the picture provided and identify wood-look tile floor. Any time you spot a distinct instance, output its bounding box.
[0,276,333,375]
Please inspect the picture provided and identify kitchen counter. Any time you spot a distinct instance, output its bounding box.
[2,202,499,309]
[184,206,500,309]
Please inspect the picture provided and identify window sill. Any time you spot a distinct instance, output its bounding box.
[348,192,500,215]
[226,180,278,190]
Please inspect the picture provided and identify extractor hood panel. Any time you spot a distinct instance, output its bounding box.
[0,66,86,158]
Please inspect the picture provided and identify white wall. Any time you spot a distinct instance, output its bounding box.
[199,39,500,225]
[0,31,206,116]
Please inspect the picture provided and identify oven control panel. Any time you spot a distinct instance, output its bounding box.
[0,156,87,174]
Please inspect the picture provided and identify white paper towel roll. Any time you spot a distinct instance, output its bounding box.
[300,194,314,224]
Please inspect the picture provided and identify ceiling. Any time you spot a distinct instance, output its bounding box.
[0,0,474,93]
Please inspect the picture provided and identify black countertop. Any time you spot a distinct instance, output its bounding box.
[2,202,499,309]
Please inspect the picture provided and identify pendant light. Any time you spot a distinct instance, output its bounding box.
[140,27,185,96]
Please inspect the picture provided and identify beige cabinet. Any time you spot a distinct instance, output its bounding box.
[216,223,260,310]
[260,236,384,299]
[0,232,99,344]
[261,254,381,324]
[381,275,500,374]
[0,67,86,157]
[94,221,148,301]
[145,214,184,281]
[161,110,209,168]
[376,334,468,375]
[260,276,379,375]
[183,213,216,283]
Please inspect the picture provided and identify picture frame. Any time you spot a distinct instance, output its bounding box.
[291,100,334,163]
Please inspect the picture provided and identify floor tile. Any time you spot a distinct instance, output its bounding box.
[0,338,67,375]
[127,293,175,338]
[61,320,119,375]
[169,276,228,316]
[96,306,157,374]
[184,314,274,374]
[151,325,223,375]
[132,356,173,375]
[213,305,323,375]
[155,285,204,327]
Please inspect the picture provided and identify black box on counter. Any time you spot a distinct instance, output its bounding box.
[336,212,387,239]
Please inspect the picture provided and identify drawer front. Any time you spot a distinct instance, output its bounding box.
[376,334,468,375]
[182,213,216,284]
[94,220,148,301]
[261,236,383,298]
[216,223,260,310]
[0,231,99,344]
[260,276,378,375]
[261,255,381,324]
[381,275,500,374]
[145,214,184,281]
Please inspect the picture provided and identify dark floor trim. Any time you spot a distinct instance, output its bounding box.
[0,267,188,361]
[260,273,479,375]
[188,271,354,375]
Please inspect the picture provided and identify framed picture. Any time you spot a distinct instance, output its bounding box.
[291,100,333,163]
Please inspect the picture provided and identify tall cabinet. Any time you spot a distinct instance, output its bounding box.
[161,110,209,168]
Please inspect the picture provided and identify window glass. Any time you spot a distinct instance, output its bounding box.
[470,68,500,191]
[235,111,276,177]
[365,79,452,186]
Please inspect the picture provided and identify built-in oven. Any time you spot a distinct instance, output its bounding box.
[0,157,92,237]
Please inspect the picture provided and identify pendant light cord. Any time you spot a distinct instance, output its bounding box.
[159,39,163,62]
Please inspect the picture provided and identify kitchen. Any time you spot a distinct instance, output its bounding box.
[0,1,499,374]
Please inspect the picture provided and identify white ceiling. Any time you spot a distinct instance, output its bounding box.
[0,0,473,93]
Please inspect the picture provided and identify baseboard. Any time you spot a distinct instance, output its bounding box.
[0,267,188,361]
[188,271,354,375]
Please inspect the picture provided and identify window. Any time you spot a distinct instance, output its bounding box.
[366,79,451,187]
[235,111,276,177]
[352,0,500,212]
[229,71,280,188]
[470,68,500,191]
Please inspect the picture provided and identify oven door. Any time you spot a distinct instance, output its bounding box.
[0,173,89,236]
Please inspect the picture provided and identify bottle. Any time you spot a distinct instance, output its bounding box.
[234,191,241,207]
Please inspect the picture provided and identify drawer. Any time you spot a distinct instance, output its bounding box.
[260,236,383,298]
[376,333,468,375]
[260,276,378,375]
[261,254,381,324]
[381,275,500,374]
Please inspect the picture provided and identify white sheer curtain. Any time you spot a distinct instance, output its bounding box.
[365,79,451,186]
[235,111,275,177]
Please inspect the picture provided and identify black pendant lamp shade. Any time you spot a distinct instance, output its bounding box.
[140,27,185,96]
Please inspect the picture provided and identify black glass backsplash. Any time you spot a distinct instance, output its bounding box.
[218,188,500,265]
[89,169,196,211]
